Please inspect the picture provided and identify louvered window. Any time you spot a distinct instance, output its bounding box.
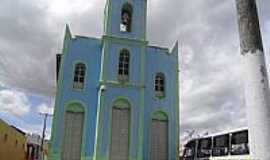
[73,63,86,89]
[155,73,165,97]
[118,50,130,82]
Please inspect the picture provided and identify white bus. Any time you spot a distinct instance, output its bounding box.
[182,128,250,160]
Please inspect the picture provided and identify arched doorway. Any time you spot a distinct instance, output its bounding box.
[150,111,168,160]
[110,99,131,160]
[61,103,85,160]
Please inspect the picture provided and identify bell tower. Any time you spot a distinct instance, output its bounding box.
[104,0,147,41]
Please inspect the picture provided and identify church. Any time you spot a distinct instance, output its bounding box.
[49,0,179,159]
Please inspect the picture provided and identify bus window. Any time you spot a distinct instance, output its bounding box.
[212,134,229,157]
[231,130,249,155]
[197,138,212,158]
[183,140,196,160]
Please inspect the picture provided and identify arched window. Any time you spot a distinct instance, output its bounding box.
[73,63,86,89]
[120,3,133,32]
[155,73,165,97]
[118,49,130,82]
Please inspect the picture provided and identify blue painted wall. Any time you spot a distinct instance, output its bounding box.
[51,36,102,158]
[97,87,141,159]
[50,0,179,159]
[105,41,143,83]
[143,46,179,160]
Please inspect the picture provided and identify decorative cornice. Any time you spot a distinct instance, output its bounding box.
[99,80,145,89]
[102,35,148,46]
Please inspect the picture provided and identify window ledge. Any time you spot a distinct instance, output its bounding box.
[118,75,129,82]
[155,92,165,99]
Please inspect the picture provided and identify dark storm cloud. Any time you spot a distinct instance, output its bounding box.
[0,0,269,143]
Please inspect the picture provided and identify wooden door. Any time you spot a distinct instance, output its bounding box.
[62,111,84,160]
[150,119,168,160]
[110,107,130,160]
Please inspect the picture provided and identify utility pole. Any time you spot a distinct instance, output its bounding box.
[39,112,52,160]
[235,0,270,159]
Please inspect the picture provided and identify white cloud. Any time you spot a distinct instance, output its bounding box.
[0,0,270,146]
[47,0,95,16]
[0,89,31,116]
[37,103,54,115]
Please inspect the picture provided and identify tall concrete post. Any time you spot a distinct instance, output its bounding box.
[235,0,270,159]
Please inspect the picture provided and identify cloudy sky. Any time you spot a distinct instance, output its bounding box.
[0,0,269,143]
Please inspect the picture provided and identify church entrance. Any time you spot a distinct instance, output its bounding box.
[62,111,84,160]
[150,119,168,160]
[110,106,130,160]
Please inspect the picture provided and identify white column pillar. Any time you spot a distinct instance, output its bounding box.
[235,0,270,159]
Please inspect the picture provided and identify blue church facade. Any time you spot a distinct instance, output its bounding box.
[49,0,179,160]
